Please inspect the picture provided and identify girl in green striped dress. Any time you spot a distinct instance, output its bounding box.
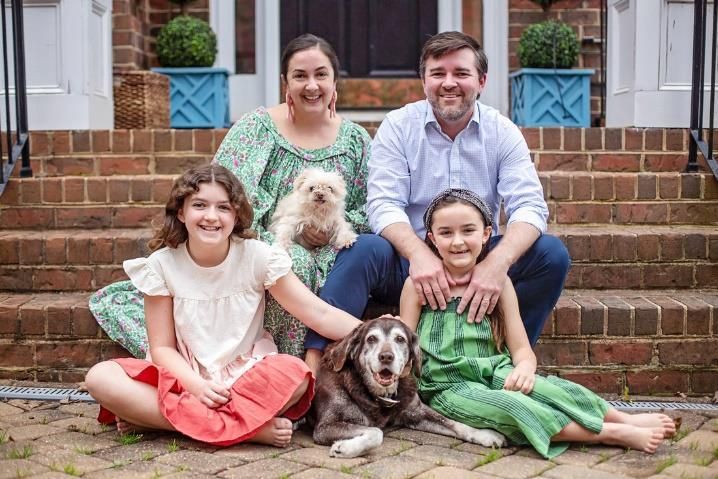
[399,189,675,458]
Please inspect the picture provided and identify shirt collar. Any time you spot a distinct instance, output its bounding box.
[423,100,482,132]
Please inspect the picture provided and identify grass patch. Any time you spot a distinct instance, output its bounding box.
[339,465,354,474]
[597,452,611,464]
[0,430,8,444]
[63,464,81,477]
[672,427,692,443]
[694,456,712,466]
[7,446,32,459]
[50,463,81,477]
[655,455,677,473]
[117,432,143,445]
[73,446,93,455]
[621,385,632,402]
[141,451,154,461]
[475,448,502,467]
[167,438,179,452]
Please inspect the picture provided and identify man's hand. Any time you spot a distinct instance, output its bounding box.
[457,254,509,323]
[503,361,536,394]
[300,225,330,248]
[188,378,231,408]
[408,248,451,310]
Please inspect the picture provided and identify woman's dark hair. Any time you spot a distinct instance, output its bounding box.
[148,164,256,251]
[424,195,505,351]
[280,33,340,81]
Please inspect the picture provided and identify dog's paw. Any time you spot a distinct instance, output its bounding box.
[329,439,361,458]
[472,429,507,448]
[334,231,358,249]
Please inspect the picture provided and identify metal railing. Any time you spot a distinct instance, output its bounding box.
[688,0,717,178]
[0,0,31,196]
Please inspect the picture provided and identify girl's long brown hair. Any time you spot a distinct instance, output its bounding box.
[148,164,256,251]
[424,196,506,351]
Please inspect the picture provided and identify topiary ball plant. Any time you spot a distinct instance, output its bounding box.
[517,20,579,69]
[156,15,217,68]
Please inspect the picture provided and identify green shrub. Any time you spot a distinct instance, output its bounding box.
[156,16,217,68]
[517,20,580,69]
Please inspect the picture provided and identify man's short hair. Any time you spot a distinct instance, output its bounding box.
[419,31,488,79]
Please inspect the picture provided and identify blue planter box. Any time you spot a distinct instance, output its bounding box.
[152,67,229,128]
[509,68,594,127]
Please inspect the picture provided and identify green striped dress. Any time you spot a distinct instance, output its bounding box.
[416,299,609,458]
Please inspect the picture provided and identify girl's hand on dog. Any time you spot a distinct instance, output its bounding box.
[189,378,231,408]
[301,225,330,248]
[503,361,536,394]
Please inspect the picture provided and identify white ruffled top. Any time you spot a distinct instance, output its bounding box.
[123,238,292,387]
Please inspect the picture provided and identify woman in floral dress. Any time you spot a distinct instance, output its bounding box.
[90,34,370,361]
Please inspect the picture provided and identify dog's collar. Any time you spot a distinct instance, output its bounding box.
[375,394,400,408]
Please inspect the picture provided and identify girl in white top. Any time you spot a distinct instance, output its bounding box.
[85,164,361,447]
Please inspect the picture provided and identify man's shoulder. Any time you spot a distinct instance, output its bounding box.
[384,99,429,125]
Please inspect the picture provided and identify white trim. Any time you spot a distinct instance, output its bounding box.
[262,0,280,107]
[481,0,509,116]
[438,0,462,32]
[210,0,235,72]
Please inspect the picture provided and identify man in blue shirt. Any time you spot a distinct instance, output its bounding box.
[307,31,569,359]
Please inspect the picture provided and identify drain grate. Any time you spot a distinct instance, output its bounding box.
[607,400,718,412]
[0,386,95,402]
[0,387,716,411]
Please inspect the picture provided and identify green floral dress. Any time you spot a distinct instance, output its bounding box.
[89,107,371,358]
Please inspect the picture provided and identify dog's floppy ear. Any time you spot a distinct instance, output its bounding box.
[327,323,363,372]
[293,169,311,191]
[403,324,422,378]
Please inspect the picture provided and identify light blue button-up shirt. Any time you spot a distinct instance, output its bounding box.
[367,100,548,239]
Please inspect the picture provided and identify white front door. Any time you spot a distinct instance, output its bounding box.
[607,0,717,127]
[1,0,113,130]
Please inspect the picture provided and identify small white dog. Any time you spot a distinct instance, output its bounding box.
[270,168,358,251]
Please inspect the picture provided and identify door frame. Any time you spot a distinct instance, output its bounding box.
[211,0,508,120]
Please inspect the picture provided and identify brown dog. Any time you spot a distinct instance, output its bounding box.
[312,317,506,458]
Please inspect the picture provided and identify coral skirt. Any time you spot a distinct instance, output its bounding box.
[97,354,314,446]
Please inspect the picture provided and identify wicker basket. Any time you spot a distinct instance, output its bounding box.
[113,70,170,129]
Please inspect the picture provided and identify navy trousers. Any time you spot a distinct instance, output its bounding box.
[304,233,570,350]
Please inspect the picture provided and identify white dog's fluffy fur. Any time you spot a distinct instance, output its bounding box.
[270,168,357,251]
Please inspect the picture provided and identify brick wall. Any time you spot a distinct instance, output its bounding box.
[509,0,603,123]
[112,0,210,71]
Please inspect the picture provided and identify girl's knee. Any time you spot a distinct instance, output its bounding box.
[85,361,123,399]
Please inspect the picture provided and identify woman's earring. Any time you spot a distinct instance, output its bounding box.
[285,92,295,122]
[329,91,338,119]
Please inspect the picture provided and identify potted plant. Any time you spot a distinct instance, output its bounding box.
[509,2,594,127]
[152,0,229,128]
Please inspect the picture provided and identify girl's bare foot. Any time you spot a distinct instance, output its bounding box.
[603,423,664,454]
[605,410,676,438]
[115,416,151,435]
[250,417,293,447]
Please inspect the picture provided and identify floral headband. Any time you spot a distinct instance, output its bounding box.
[423,188,494,234]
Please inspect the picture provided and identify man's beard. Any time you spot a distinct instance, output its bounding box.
[428,93,475,122]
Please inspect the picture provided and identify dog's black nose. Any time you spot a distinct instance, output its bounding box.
[316,193,324,199]
[379,351,394,363]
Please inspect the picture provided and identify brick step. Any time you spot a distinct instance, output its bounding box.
[3,199,717,230]
[2,225,713,266]
[16,154,211,178]
[3,172,716,207]
[2,289,716,394]
[540,171,717,202]
[16,151,705,179]
[1,226,716,291]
